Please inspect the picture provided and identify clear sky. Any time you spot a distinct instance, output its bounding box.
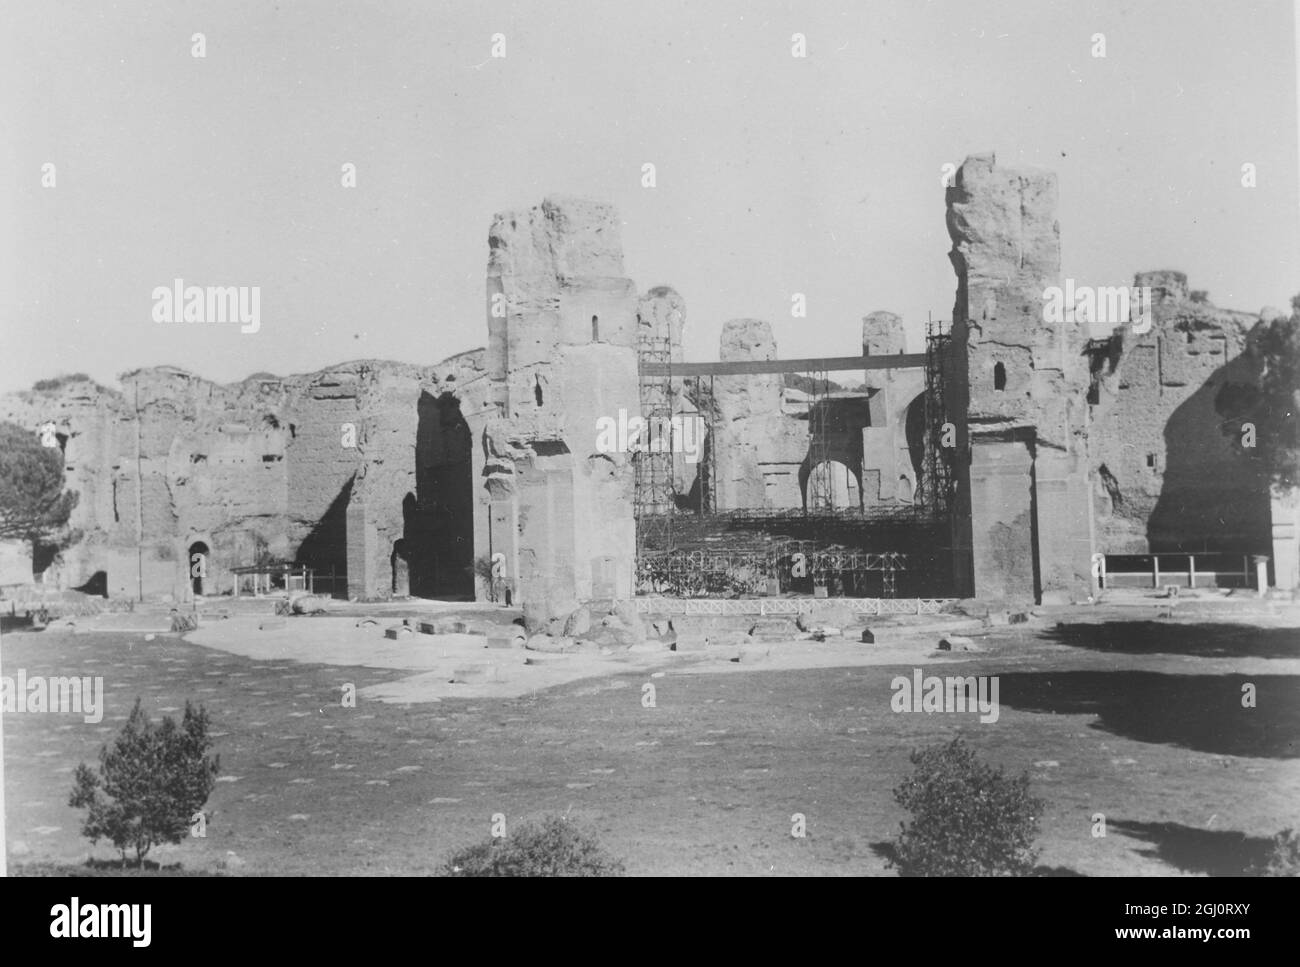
[1,0,1296,394]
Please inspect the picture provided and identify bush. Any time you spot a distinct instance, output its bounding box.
[441,816,625,877]
[889,736,1043,877]
[1258,828,1300,876]
[69,699,220,867]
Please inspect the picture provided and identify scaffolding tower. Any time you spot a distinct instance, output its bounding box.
[922,313,955,518]
[635,335,676,554]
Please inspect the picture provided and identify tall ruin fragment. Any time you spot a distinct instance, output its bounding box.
[946,153,1093,602]
[483,196,641,609]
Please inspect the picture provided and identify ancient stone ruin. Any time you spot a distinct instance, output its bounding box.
[3,154,1294,609]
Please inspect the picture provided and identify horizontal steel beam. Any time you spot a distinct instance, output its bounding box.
[641,353,926,377]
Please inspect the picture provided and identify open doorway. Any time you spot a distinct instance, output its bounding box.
[408,391,474,599]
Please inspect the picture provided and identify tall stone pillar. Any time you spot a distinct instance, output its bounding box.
[482,196,639,613]
[947,153,1092,603]
[713,319,782,511]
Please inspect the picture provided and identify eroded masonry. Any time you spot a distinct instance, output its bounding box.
[3,154,1296,608]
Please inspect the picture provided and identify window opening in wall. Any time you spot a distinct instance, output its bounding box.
[534,375,544,407]
[993,362,1007,391]
[592,315,599,341]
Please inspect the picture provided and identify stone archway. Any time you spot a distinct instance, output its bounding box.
[805,459,860,511]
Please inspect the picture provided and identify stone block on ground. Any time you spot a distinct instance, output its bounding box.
[290,594,329,615]
[748,617,798,641]
[418,617,469,635]
[563,606,592,637]
[170,612,198,632]
[523,595,581,635]
[860,628,875,643]
[796,602,854,634]
[938,635,983,652]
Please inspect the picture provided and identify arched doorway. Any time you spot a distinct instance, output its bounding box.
[188,541,210,596]
[805,459,860,511]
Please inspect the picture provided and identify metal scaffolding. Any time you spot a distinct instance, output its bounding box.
[631,339,954,598]
[635,541,905,598]
[635,335,676,555]
[922,314,956,518]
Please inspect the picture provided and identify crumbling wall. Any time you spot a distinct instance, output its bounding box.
[1088,271,1270,555]
[0,353,493,602]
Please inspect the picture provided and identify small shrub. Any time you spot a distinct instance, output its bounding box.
[889,736,1043,877]
[69,699,220,867]
[441,816,625,877]
[1258,828,1300,876]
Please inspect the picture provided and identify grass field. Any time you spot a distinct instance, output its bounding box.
[4,617,1298,875]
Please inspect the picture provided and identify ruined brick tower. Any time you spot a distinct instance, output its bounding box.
[482,196,641,611]
[946,154,1094,602]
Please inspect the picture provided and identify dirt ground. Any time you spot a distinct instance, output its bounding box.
[3,611,1298,875]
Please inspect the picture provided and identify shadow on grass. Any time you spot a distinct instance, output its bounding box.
[867,840,1085,877]
[997,671,1300,758]
[1042,621,1300,660]
[1109,819,1274,876]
